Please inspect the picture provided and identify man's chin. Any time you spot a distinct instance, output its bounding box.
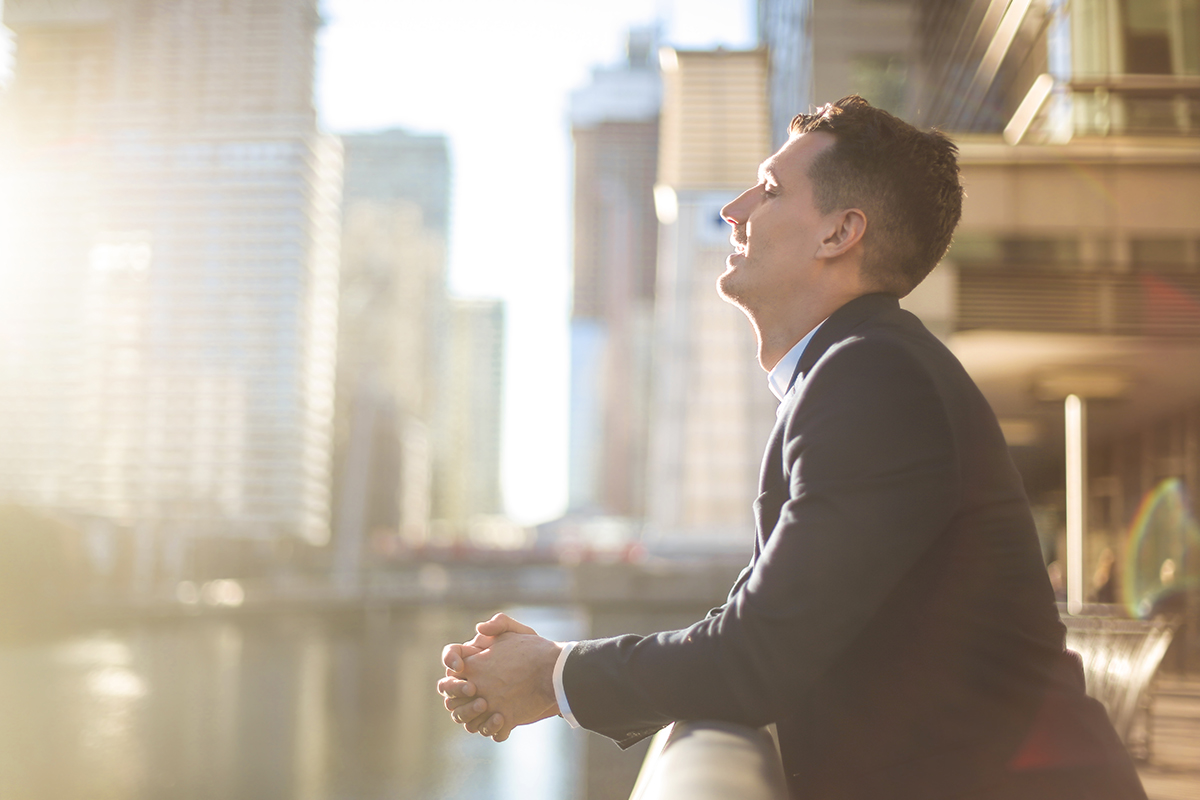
[716,270,749,309]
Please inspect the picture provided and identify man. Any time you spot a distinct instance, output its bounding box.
[437,97,1145,799]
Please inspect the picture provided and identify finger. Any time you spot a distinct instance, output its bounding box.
[449,697,488,725]
[478,712,505,738]
[465,633,495,650]
[463,707,493,734]
[444,693,479,712]
[442,643,466,673]
[476,612,537,637]
[437,675,475,698]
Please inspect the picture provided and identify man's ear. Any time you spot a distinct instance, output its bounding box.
[815,208,866,259]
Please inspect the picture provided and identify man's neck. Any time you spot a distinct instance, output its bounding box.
[756,288,867,372]
[759,323,817,373]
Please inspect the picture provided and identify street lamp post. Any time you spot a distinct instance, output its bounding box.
[1064,394,1086,615]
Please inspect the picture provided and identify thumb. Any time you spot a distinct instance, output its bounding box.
[442,643,466,674]
[476,612,537,637]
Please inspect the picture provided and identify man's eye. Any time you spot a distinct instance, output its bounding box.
[764,184,778,196]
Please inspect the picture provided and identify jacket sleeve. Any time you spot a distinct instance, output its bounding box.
[562,336,962,743]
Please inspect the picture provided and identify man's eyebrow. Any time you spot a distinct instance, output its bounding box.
[758,163,779,184]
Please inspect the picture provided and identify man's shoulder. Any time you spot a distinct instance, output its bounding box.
[780,313,967,439]
[807,315,941,383]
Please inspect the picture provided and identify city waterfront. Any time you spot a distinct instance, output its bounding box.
[0,595,731,800]
[0,607,591,800]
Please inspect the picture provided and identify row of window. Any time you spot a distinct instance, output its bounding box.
[947,234,1200,270]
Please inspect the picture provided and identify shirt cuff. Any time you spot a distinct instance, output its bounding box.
[553,640,580,728]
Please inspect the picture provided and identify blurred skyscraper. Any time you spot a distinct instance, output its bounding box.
[567,27,662,519]
[645,47,775,548]
[333,130,449,576]
[0,0,340,587]
[758,0,814,149]
[432,298,505,535]
[336,130,505,548]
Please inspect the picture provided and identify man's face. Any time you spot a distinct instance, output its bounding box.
[718,132,837,315]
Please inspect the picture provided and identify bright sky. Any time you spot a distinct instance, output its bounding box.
[317,0,756,524]
[0,2,755,526]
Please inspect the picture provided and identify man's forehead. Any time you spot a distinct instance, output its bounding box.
[759,132,832,180]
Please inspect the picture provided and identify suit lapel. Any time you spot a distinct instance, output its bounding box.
[752,293,902,554]
[787,292,901,393]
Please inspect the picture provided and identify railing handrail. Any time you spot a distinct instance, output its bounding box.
[629,721,787,800]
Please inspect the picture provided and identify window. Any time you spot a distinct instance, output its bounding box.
[850,54,908,115]
[1131,238,1195,271]
[947,234,1080,268]
[1124,0,1174,74]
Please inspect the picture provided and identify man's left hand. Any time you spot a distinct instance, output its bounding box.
[438,627,562,741]
[439,614,558,740]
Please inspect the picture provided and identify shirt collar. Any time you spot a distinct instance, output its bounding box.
[767,320,825,402]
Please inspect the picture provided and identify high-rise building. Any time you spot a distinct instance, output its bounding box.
[646,47,775,547]
[0,0,341,586]
[432,298,505,535]
[567,27,661,519]
[332,131,449,570]
[759,0,814,149]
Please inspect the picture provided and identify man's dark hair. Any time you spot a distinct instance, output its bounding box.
[789,95,963,297]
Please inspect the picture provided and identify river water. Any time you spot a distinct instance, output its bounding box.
[0,606,595,800]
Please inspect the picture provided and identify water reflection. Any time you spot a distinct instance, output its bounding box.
[0,607,584,800]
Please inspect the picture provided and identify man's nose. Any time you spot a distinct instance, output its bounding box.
[720,187,754,226]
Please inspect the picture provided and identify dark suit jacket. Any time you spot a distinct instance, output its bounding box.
[563,294,1145,799]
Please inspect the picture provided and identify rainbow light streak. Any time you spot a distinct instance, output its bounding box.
[1122,477,1200,619]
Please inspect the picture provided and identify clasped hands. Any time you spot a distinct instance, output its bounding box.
[437,613,564,742]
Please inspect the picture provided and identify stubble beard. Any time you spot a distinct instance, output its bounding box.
[716,260,752,312]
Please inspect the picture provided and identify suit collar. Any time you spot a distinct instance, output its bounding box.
[787,292,900,392]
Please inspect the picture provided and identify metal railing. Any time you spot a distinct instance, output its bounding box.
[1063,604,1178,758]
[629,721,787,800]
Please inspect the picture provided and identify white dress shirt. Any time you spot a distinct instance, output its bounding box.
[767,321,824,405]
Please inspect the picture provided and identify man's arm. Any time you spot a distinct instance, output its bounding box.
[560,337,961,739]
[441,337,960,743]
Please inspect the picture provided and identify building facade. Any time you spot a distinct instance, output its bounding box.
[867,0,1200,666]
[758,0,922,145]
[759,0,815,149]
[751,1,1200,660]
[567,27,662,519]
[0,0,341,587]
[431,298,506,537]
[333,131,449,573]
[646,47,776,548]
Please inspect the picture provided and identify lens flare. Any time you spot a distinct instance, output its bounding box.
[1122,478,1200,618]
